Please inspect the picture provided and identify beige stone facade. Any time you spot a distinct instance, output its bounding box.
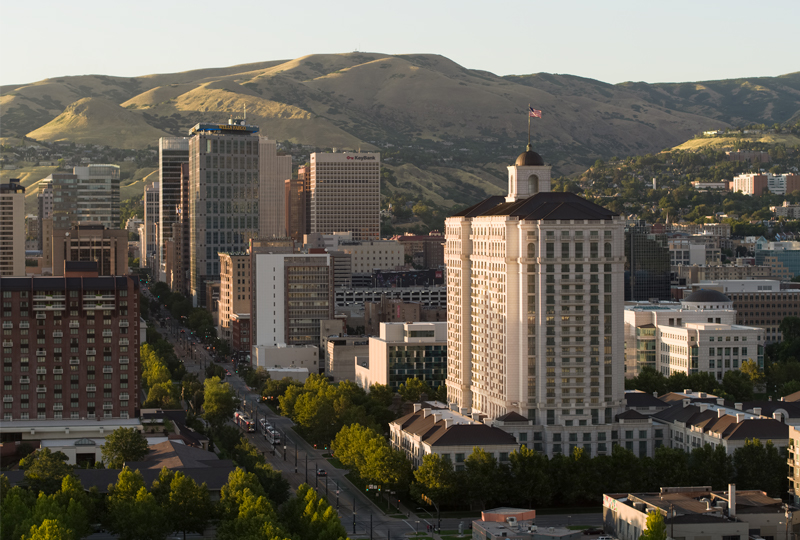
[309,152,380,241]
[219,252,251,343]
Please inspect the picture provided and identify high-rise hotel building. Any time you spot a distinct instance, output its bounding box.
[309,152,380,241]
[445,144,626,453]
[0,179,25,277]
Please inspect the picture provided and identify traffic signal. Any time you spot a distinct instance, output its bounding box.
[366,486,370,492]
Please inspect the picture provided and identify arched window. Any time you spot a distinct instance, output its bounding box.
[528,174,539,195]
[527,243,536,258]
[604,242,612,258]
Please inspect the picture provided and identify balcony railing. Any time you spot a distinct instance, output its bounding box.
[52,367,63,374]
[119,357,129,364]
[2,322,12,329]
[53,404,63,411]
[36,367,46,375]
[19,321,29,329]
[3,396,13,403]
[119,393,129,400]
[103,403,114,410]
[2,340,12,347]
[119,320,129,327]
[86,385,96,392]
[35,386,46,393]
[102,367,113,374]
[69,321,80,328]
[52,331,63,338]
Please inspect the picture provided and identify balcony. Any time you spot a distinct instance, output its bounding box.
[52,367,63,374]
[36,350,46,357]
[119,357,129,364]
[2,340,12,347]
[118,339,129,346]
[3,396,12,403]
[119,393,129,400]
[36,313,46,319]
[33,303,65,311]
[86,349,96,356]
[2,322,12,329]
[83,294,115,301]
[69,358,80,365]
[69,321,80,328]
[52,331,63,338]
[102,330,113,337]
[36,386,47,393]
[19,321,29,329]
[83,303,115,311]
[53,404,63,411]
[36,367,46,375]
[33,294,65,302]
[86,385,96,392]
[102,403,114,410]
[119,320,129,327]
[102,367,113,374]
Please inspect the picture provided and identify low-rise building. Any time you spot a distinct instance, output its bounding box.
[389,403,519,469]
[251,344,319,372]
[326,335,370,382]
[357,322,447,392]
[603,485,797,540]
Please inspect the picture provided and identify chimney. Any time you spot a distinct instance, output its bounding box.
[432,413,443,424]
[684,389,693,395]
[734,403,742,410]
[449,402,458,411]
[699,404,709,413]
[729,484,736,518]
[413,403,422,413]
[460,407,470,415]
[653,391,659,398]
[736,413,745,423]
[699,392,707,398]
[471,412,482,422]
[717,408,725,418]
[753,407,762,416]
[682,399,691,408]
[716,398,725,406]
[423,408,432,418]
[444,418,453,429]
[774,412,783,422]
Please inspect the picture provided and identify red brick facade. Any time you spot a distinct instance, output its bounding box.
[1,275,140,421]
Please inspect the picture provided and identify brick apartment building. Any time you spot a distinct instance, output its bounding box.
[1,270,140,421]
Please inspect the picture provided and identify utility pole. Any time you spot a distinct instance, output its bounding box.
[305,454,308,484]
[370,513,373,540]
[353,495,356,536]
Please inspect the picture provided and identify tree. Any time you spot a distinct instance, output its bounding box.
[625,366,668,396]
[733,438,787,497]
[167,472,212,540]
[464,447,500,510]
[639,510,667,540]
[20,449,73,494]
[20,519,73,540]
[203,376,237,431]
[219,468,265,520]
[651,446,689,488]
[722,370,754,401]
[397,378,433,402]
[106,468,169,540]
[411,454,457,507]
[101,427,149,468]
[508,445,552,508]
[689,444,733,490]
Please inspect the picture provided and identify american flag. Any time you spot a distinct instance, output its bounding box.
[529,107,542,118]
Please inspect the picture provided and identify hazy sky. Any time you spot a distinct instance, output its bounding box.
[1,0,797,87]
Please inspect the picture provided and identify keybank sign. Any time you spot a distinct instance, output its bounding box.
[346,155,377,161]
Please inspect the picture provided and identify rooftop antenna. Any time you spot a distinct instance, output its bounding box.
[244,104,246,122]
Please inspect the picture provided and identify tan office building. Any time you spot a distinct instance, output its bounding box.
[0,179,25,277]
[309,152,380,241]
[48,224,128,277]
[219,252,251,343]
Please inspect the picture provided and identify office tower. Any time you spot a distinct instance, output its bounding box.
[187,120,261,307]
[142,181,159,269]
[172,163,191,297]
[258,138,291,238]
[219,252,251,343]
[0,270,140,421]
[299,165,310,235]
[309,152,381,241]
[46,167,119,229]
[37,180,53,250]
[445,144,626,443]
[251,252,333,348]
[49,224,128,276]
[158,137,189,281]
[0,179,25,276]
[624,221,670,301]
[72,165,121,228]
[285,176,306,245]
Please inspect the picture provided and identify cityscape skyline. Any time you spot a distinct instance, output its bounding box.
[1,0,798,87]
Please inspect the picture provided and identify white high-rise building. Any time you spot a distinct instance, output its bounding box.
[309,152,380,241]
[444,144,627,455]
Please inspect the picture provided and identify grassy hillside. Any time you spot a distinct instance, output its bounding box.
[673,133,800,151]
[3,54,800,208]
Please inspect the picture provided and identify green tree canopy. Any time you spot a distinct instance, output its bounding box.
[101,427,149,468]
[640,510,667,540]
[20,449,73,494]
[203,376,237,431]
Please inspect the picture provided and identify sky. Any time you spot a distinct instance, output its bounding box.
[0,0,798,87]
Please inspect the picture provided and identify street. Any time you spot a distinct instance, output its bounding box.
[143,285,605,538]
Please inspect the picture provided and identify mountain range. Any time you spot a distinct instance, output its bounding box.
[2,53,799,204]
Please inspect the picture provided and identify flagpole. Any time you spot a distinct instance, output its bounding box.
[527,103,531,149]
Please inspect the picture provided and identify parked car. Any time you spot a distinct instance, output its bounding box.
[316,469,327,477]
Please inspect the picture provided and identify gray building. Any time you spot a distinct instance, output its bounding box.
[158,137,189,279]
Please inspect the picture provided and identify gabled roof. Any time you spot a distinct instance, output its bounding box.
[392,408,517,448]
[653,403,789,442]
[625,391,671,410]
[616,409,650,421]
[496,411,529,423]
